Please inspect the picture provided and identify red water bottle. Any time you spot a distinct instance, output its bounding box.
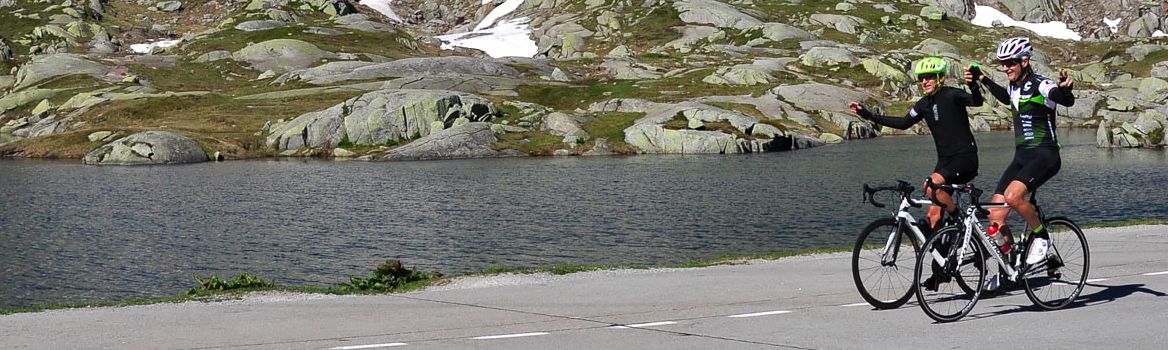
[988,223,1009,254]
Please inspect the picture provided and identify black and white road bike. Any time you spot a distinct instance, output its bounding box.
[851,181,938,309]
[914,182,1090,322]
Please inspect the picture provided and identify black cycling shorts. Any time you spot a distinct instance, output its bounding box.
[995,147,1061,194]
[934,153,978,185]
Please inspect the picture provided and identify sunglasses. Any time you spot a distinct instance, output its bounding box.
[1000,59,1021,68]
[917,73,939,82]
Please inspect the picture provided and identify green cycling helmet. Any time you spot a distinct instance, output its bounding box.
[913,57,947,77]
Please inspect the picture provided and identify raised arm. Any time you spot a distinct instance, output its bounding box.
[848,101,923,130]
[962,65,985,107]
[1044,69,1075,106]
[974,66,1010,105]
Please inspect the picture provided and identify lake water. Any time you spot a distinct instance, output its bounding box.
[1,130,1165,309]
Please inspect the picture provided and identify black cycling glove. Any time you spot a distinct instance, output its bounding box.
[968,64,984,83]
[853,104,873,120]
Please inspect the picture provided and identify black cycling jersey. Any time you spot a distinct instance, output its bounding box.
[982,70,1074,149]
[857,84,984,158]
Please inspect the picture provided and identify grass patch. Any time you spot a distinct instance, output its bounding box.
[669,247,851,268]
[33,74,110,92]
[625,6,685,53]
[516,81,640,110]
[810,113,844,136]
[0,130,107,159]
[3,90,360,159]
[0,1,55,68]
[581,111,642,142]
[490,111,641,155]
[181,13,434,62]
[79,93,317,132]
[1083,219,1168,228]
[1119,50,1168,77]
[127,59,268,93]
[479,265,602,275]
[492,130,571,155]
[638,68,774,99]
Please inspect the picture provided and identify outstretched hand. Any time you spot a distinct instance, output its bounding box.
[1058,69,1073,88]
[965,64,983,83]
[847,101,864,114]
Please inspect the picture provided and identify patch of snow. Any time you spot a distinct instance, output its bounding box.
[437,0,537,58]
[130,39,181,54]
[360,0,403,22]
[437,17,537,58]
[475,0,524,31]
[1154,30,1167,38]
[1103,17,1121,33]
[971,5,1081,41]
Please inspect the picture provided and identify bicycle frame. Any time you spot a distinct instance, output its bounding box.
[881,195,934,266]
[863,181,935,266]
[929,184,1041,284]
[935,202,1016,280]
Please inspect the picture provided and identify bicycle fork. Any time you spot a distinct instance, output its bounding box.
[882,215,925,267]
[932,224,976,275]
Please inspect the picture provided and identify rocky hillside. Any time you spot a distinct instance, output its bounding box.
[0,0,1166,164]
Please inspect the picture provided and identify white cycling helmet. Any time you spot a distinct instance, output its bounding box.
[996,37,1032,61]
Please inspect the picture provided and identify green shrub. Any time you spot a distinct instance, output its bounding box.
[188,273,274,294]
[342,260,442,292]
[1145,126,1164,146]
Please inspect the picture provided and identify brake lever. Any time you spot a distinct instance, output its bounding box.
[862,184,885,208]
[897,180,921,208]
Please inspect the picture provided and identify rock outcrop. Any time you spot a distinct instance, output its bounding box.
[83,131,210,165]
[266,89,502,150]
[374,122,525,161]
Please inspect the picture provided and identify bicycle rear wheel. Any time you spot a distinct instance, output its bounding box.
[915,226,985,322]
[852,218,920,309]
[1023,217,1089,310]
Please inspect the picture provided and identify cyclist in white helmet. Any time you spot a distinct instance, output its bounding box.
[971,37,1075,284]
[848,57,985,291]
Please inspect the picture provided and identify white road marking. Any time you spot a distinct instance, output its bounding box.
[1084,278,1108,283]
[331,343,408,350]
[728,310,792,318]
[840,302,871,307]
[472,332,549,340]
[609,321,677,329]
[1142,271,1168,276]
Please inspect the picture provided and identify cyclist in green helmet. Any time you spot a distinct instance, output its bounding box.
[848,57,985,290]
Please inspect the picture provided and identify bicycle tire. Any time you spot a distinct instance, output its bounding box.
[852,218,920,309]
[915,226,985,322]
[1022,217,1089,310]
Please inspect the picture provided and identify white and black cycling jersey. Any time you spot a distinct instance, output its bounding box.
[983,72,1075,149]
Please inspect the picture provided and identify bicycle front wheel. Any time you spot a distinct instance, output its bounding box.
[915,226,985,322]
[1023,217,1089,310]
[852,218,920,309]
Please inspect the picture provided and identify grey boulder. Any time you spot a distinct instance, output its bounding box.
[83,131,209,165]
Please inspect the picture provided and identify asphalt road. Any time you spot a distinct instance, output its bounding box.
[3,225,1167,350]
